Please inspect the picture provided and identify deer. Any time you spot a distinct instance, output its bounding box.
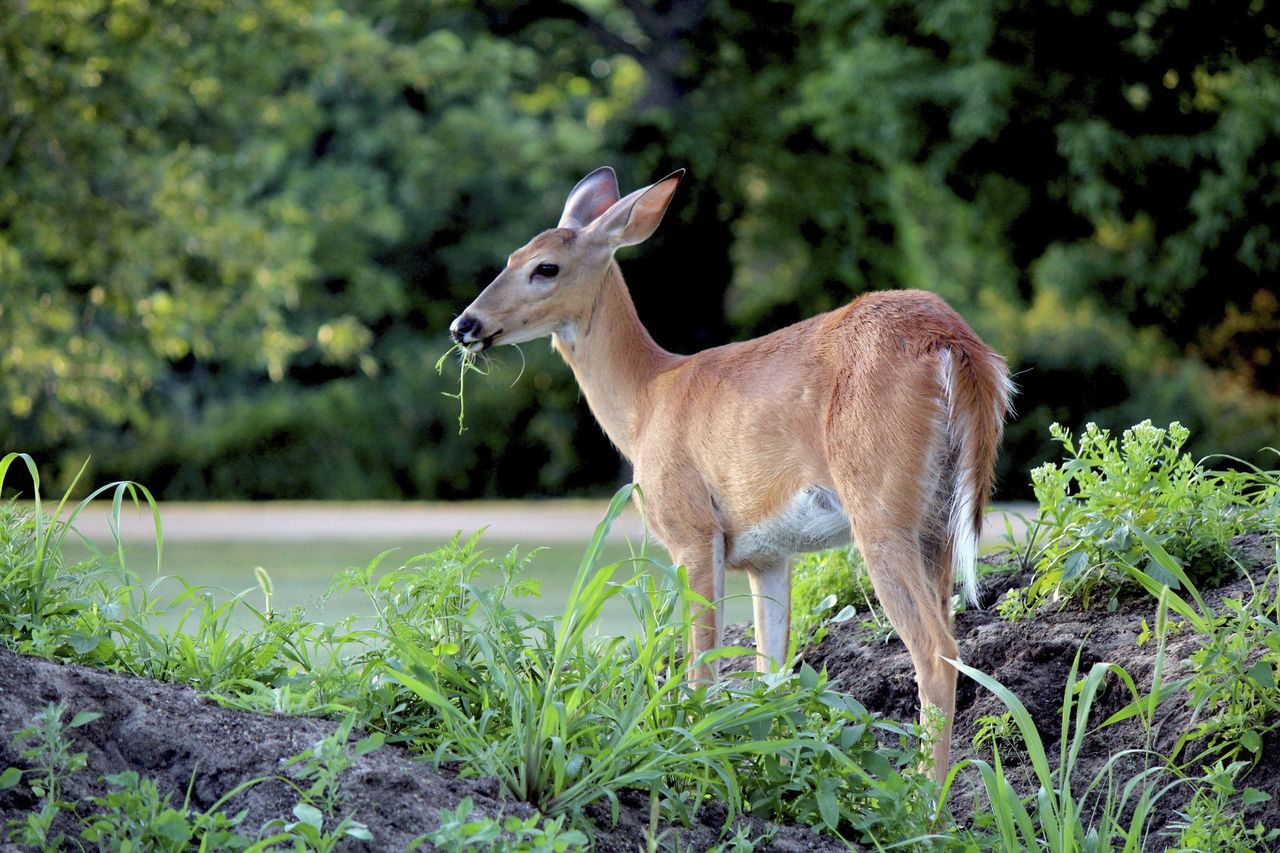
[449,167,1012,781]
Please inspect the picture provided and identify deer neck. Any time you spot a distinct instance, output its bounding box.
[552,261,675,458]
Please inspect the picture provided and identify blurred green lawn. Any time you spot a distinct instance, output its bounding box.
[67,536,754,636]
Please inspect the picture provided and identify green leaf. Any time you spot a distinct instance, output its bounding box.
[1246,661,1275,691]
[0,767,22,790]
[1242,788,1270,806]
[831,604,856,623]
[155,811,191,843]
[355,733,384,756]
[345,824,374,841]
[68,633,104,655]
[1241,730,1262,754]
[816,778,840,830]
[292,802,324,829]
[1061,550,1090,583]
[69,711,102,728]
[840,724,867,750]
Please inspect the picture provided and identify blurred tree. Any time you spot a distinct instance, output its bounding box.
[0,0,639,496]
[0,0,1276,499]
[569,0,1280,488]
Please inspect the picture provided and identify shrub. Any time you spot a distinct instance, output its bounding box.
[790,546,889,649]
[1001,421,1277,615]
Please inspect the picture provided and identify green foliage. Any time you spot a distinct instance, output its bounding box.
[1000,421,1277,615]
[790,546,887,648]
[2,452,1277,847]
[0,453,160,663]
[1179,588,1280,766]
[258,803,374,852]
[282,716,383,819]
[0,0,625,498]
[954,652,1179,852]
[435,342,487,435]
[3,0,1279,500]
[0,461,935,845]
[0,703,382,851]
[2,702,98,848]
[423,797,587,853]
[959,519,1280,851]
[80,771,253,853]
[340,488,934,840]
[1167,762,1278,853]
[1116,531,1280,769]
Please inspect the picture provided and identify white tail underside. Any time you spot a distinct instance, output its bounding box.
[940,349,980,606]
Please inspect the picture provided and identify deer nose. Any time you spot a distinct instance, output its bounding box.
[450,314,482,343]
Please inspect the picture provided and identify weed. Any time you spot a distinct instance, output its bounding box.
[80,770,251,852]
[1,702,99,848]
[1165,761,1278,851]
[283,715,383,816]
[347,487,931,841]
[435,341,487,434]
[790,546,888,648]
[4,441,1276,848]
[1008,421,1276,614]
[421,797,587,852]
[971,712,1020,762]
[953,651,1179,852]
[1119,530,1280,767]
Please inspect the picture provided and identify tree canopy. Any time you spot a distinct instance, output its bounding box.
[2,0,1277,499]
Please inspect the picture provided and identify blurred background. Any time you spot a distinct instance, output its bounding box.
[3,0,1278,504]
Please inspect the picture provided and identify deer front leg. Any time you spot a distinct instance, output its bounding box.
[669,530,725,683]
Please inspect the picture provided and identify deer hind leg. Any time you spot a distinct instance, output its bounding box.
[746,558,791,673]
[852,526,958,783]
[827,390,959,781]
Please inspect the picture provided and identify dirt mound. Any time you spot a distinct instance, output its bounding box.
[0,652,843,851]
[805,532,1280,838]
[0,650,535,850]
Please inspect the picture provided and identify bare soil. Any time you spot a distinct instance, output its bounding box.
[0,533,1274,850]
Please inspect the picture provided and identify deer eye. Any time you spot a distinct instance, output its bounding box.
[532,263,559,280]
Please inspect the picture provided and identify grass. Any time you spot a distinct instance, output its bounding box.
[0,454,931,848]
[0,423,1278,850]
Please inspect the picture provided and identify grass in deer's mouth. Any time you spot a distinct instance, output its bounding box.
[435,341,486,434]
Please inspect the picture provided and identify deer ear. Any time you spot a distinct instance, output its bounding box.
[558,167,621,228]
[589,170,684,248]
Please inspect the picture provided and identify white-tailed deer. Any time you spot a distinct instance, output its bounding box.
[450,167,1012,781]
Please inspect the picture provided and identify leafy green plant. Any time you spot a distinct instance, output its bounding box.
[80,770,253,852]
[1165,761,1277,852]
[435,342,488,434]
[790,546,887,649]
[283,715,383,817]
[421,797,587,853]
[0,702,100,848]
[952,651,1180,852]
[0,453,161,664]
[334,487,932,841]
[257,802,373,852]
[971,712,1021,762]
[1117,529,1280,767]
[1005,421,1277,614]
[996,506,1051,575]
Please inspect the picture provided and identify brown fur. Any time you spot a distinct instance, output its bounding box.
[451,171,1011,782]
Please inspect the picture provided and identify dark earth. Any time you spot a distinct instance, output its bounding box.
[0,534,1275,850]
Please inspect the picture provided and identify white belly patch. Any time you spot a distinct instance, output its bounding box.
[728,487,852,565]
